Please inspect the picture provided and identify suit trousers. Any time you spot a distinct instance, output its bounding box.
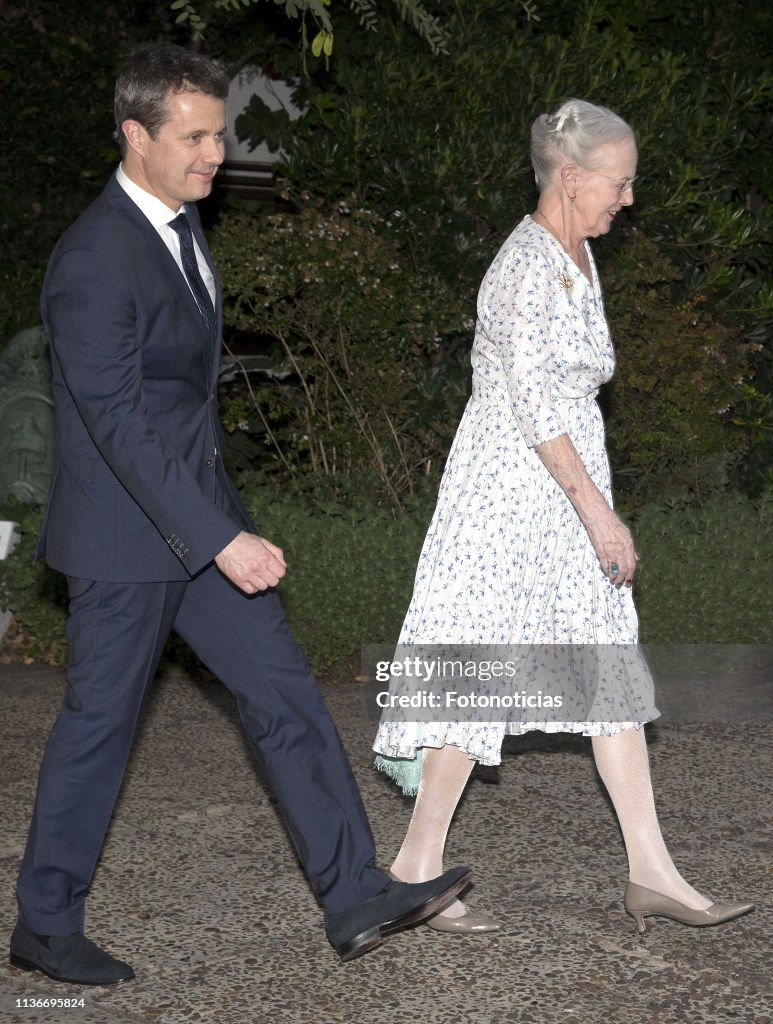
[16,565,388,935]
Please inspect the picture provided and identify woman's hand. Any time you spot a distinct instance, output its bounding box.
[534,433,639,586]
[583,505,639,586]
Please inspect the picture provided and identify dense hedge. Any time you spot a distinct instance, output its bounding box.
[3,484,769,673]
[2,0,770,668]
[213,201,758,509]
[633,487,773,645]
[234,0,772,502]
[212,200,470,508]
[242,480,773,666]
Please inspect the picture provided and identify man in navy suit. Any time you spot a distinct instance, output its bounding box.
[10,43,469,985]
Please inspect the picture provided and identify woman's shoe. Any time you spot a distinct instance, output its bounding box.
[387,869,500,933]
[425,909,501,933]
[624,881,754,935]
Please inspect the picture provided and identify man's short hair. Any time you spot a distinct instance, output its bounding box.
[115,42,229,155]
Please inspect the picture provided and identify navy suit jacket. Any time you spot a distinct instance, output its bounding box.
[37,172,253,582]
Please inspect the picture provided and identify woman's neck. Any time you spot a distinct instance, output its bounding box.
[532,204,590,280]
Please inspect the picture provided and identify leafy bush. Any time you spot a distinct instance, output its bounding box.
[214,205,758,508]
[602,230,758,504]
[258,1,772,288]
[211,196,470,508]
[239,0,772,498]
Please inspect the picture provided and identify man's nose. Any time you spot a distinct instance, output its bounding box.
[204,136,225,166]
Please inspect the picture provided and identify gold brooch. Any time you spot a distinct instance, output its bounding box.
[559,271,574,291]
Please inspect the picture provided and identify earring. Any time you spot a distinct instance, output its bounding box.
[569,196,576,212]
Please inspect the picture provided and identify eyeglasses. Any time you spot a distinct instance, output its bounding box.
[598,174,638,195]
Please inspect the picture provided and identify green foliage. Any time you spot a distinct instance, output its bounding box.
[0,500,67,663]
[3,482,768,670]
[728,372,773,496]
[0,1,168,347]
[171,0,334,50]
[210,195,470,507]
[172,0,450,56]
[238,0,772,498]
[603,230,757,503]
[237,474,433,673]
[633,487,773,644]
[245,480,773,668]
[273,0,772,291]
[220,480,773,669]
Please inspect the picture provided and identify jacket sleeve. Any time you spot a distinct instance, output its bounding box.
[43,243,240,576]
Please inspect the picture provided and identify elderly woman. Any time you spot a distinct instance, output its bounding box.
[373,99,753,934]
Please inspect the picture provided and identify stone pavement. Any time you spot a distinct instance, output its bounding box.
[0,655,770,1024]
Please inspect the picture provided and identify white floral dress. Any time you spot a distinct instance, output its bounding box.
[374,216,658,789]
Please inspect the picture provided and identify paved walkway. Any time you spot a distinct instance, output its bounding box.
[1,656,770,1024]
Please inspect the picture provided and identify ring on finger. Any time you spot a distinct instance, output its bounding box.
[609,560,620,575]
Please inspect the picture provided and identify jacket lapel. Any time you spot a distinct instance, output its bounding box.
[104,176,216,352]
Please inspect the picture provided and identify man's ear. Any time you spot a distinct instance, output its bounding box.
[121,119,147,158]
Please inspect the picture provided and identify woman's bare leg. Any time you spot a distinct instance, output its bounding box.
[391,744,476,918]
[592,726,711,909]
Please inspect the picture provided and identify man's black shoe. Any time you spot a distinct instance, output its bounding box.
[9,920,135,985]
[326,865,472,961]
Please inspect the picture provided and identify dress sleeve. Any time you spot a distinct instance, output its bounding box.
[477,243,568,448]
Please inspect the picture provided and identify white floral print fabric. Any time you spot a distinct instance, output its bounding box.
[374,216,658,772]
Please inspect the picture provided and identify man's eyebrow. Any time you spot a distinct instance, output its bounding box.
[179,126,228,136]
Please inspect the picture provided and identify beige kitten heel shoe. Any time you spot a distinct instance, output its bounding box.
[425,908,501,933]
[387,870,500,933]
[624,881,755,935]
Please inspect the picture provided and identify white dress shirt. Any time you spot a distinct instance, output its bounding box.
[116,164,216,307]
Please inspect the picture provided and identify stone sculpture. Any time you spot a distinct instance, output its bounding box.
[0,327,54,505]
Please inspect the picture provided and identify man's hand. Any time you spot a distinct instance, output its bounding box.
[215,532,287,594]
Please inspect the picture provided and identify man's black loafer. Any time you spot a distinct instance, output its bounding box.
[9,920,135,986]
[326,865,472,961]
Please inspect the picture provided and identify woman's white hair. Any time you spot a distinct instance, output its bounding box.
[531,98,634,191]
